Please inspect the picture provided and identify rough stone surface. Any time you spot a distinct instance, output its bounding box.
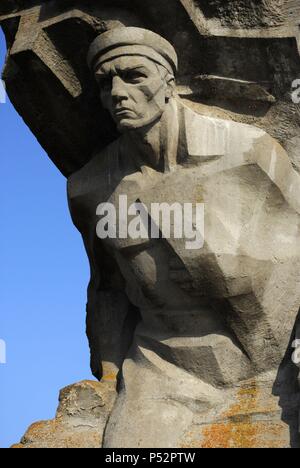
[12,380,116,449]
[2,1,300,448]
[1,1,299,175]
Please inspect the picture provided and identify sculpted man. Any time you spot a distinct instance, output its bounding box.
[68,27,300,447]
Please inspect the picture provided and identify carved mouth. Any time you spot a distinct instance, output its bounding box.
[114,108,135,117]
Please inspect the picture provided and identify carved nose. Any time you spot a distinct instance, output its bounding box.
[111,76,128,102]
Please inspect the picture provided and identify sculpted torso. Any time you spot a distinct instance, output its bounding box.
[68,28,300,447]
[69,100,300,365]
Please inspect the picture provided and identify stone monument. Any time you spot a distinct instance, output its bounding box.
[1,1,300,448]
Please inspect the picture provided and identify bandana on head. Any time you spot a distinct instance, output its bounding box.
[88,27,178,76]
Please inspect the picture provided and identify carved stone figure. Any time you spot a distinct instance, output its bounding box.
[2,1,300,449]
[66,27,300,448]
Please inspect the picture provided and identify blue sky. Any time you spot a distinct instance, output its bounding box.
[0,30,93,448]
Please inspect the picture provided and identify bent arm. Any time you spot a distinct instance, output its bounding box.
[67,178,139,382]
[85,239,139,381]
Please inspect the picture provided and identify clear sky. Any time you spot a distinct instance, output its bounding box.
[0,29,93,448]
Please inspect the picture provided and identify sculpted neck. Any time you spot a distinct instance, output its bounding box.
[124,98,179,173]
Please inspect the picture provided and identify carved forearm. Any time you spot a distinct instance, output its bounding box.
[86,279,139,382]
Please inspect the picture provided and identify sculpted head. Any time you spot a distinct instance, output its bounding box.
[88,27,178,132]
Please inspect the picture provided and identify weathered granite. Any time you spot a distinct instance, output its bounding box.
[12,380,116,449]
[2,1,300,448]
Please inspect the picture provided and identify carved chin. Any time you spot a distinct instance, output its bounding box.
[117,119,140,132]
[118,114,164,132]
[117,118,149,132]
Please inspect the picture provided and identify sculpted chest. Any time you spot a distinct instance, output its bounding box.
[68,144,300,309]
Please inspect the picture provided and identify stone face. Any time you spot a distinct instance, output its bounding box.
[2,1,300,448]
[12,380,116,449]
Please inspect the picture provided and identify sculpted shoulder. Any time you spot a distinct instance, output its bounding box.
[181,102,266,164]
[181,103,300,214]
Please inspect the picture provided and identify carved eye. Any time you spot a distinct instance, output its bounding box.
[121,71,147,84]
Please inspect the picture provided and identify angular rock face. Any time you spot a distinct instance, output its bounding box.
[189,0,299,28]
[12,381,116,449]
[1,1,299,175]
[2,1,300,448]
